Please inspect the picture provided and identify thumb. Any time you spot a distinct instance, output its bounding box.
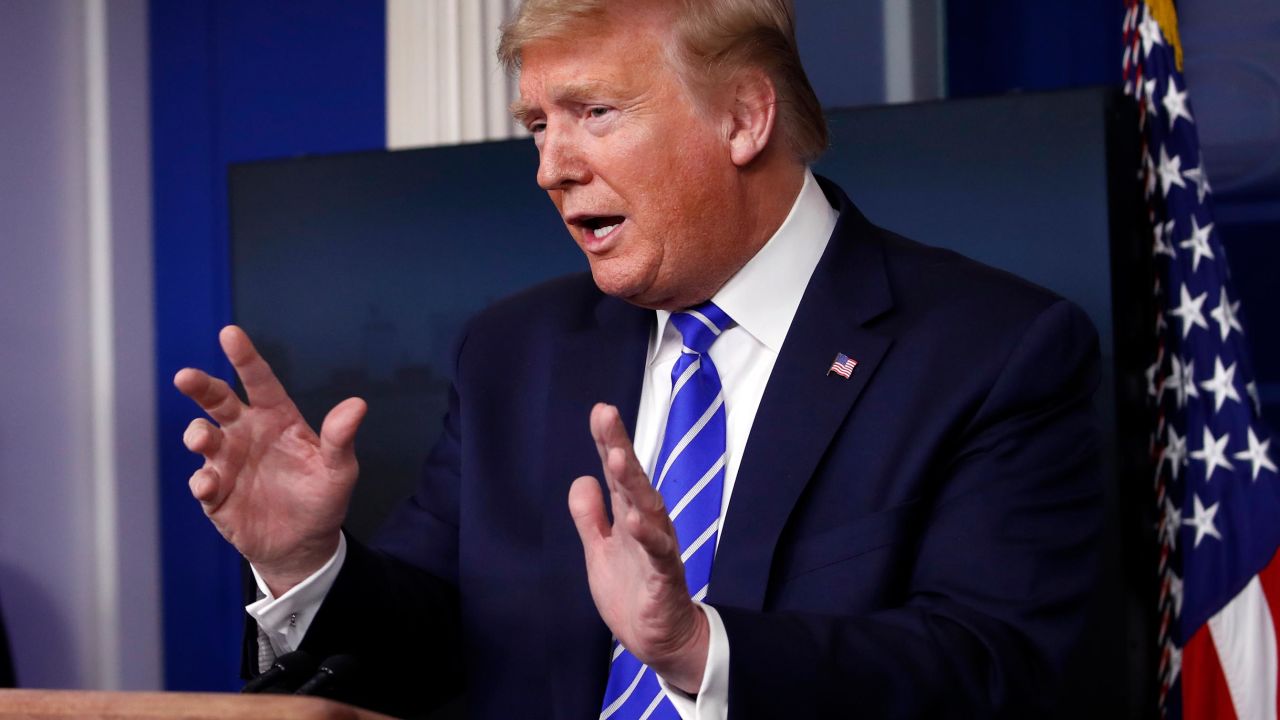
[569,475,610,555]
[319,397,367,475]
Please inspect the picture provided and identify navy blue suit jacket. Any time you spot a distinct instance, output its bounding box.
[291,179,1103,718]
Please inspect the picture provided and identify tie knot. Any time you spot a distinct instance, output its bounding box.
[670,301,734,355]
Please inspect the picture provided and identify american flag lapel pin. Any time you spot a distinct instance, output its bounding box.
[827,352,858,379]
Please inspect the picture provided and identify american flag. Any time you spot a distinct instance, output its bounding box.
[1124,1,1280,718]
[828,353,857,379]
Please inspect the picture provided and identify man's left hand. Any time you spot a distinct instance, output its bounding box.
[568,403,710,694]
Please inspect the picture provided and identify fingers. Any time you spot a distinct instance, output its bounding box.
[607,445,666,517]
[568,475,610,553]
[319,397,367,475]
[590,403,636,465]
[589,403,613,468]
[590,403,653,503]
[173,368,243,425]
[583,403,671,539]
[626,506,681,565]
[602,440,679,567]
[183,418,222,457]
[188,466,230,512]
[219,326,293,410]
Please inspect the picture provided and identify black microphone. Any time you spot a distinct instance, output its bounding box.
[241,650,318,694]
[294,654,360,698]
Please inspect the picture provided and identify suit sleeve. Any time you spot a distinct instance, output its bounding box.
[713,299,1104,719]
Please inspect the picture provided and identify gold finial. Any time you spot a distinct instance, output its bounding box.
[1146,0,1185,72]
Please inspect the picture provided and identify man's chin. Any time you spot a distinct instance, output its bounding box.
[588,266,667,310]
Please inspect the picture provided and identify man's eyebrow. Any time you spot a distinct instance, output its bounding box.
[509,99,536,124]
[553,81,612,104]
[509,81,617,122]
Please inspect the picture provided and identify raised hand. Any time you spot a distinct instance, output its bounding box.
[174,326,367,596]
[568,403,710,694]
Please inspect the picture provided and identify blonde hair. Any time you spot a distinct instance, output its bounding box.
[498,0,828,164]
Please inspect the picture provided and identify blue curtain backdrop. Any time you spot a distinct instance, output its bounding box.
[946,0,1124,97]
[150,0,385,690]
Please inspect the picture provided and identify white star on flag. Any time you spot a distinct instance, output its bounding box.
[1209,287,1243,341]
[1183,164,1212,203]
[1181,357,1201,404]
[1153,220,1177,259]
[1183,494,1222,548]
[1164,425,1187,480]
[1168,285,1209,339]
[1168,572,1184,617]
[1164,355,1189,408]
[1190,426,1234,482]
[1233,428,1277,482]
[1164,640,1183,687]
[1144,152,1158,198]
[1158,146,1187,197]
[1247,381,1262,414]
[1163,79,1194,130]
[1200,358,1242,413]
[1138,7,1165,57]
[1143,78,1160,116]
[1178,217,1215,272]
[1160,496,1182,549]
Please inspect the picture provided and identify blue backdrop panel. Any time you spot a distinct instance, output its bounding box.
[793,0,885,108]
[150,0,385,691]
[946,0,1123,98]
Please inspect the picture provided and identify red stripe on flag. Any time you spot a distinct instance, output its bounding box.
[1183,625,1239,720]
[1255,548,1280,720]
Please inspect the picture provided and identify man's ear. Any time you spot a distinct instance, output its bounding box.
[726,68,779,167]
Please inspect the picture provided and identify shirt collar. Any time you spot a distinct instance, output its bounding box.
[651,170,839,361]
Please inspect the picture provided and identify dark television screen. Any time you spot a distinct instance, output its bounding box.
[231,138,581,541]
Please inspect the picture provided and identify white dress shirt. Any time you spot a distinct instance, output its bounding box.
[247,170,839,720]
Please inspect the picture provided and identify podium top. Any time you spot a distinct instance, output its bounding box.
[0,689,396,719]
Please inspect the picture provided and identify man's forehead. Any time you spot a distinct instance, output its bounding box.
[511,37,671,119]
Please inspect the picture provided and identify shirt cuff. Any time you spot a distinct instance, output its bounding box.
[657,602,729,720]
[245,533,347,661]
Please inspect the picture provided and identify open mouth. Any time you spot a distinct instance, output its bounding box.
[578,215,627,239]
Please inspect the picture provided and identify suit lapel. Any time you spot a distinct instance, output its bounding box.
[710,184,896,610]
[541,291,652,717]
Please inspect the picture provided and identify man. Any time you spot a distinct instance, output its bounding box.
[176,1,1102,717]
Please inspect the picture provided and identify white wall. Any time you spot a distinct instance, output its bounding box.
[387,0,526,149]
[0,0,159,690]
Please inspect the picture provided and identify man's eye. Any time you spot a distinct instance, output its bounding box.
[529,121,546,134]
[587,106,612,119]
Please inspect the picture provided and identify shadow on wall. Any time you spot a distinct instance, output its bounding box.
[0,563,75,688]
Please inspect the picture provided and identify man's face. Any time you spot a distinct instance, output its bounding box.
[514,8,748,310]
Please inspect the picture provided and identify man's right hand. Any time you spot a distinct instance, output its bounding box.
[174,325,366,597]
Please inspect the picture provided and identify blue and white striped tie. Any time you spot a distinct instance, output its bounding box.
[598,301,734,720]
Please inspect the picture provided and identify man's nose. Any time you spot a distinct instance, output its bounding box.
[536,126,591,190]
